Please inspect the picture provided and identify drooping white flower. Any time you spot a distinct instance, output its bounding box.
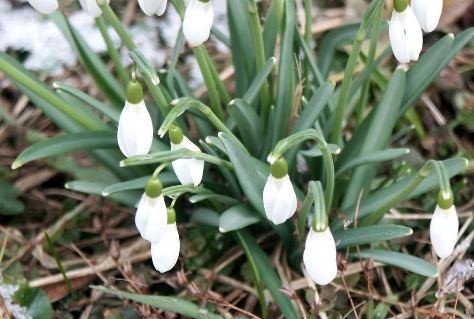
[303,227,338,285]
[135,193,168,243]
[169,126,204,186]
[117,81,153,158]
[263,175,297,224]
[27,0,58,14]
[182,0,214,47]
[389,5,423,63]
[151,223,180,273]
[137,0,168,16]
[430,205,458,258]
[79,0,108,18]
[411,0,443,33]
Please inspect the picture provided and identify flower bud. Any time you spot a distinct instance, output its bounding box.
[138,0,168,16]
[263,158,297,225]
[389,5,423,63]
[430,204,458,258]
[303,227,338,285]
[151,223,180,273]
[170,126,204,186]
[117,81,153,158]
[182,0,214,47]
[411,0,443,33]
[27,0,58,14]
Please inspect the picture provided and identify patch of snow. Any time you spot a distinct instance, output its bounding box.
[0,281,33,319]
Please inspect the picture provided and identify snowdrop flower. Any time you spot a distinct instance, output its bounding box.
[263,158,297,225]
[303,227,338,285]
[169,125,204,186]
[430,204,458,259]
[27,0,58,14]
[151,208,180,272]
[135,178,168,243]
[389,0,423,63]
[117,80,153,158]
[138,0,168,16]
[79,0,108,18]
[183,0,213,47]
[412,0,443,32]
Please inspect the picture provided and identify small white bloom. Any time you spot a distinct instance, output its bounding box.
[389,5,423,63]
[303,227,338,285]
[151,223,180,273]
[171,136,204,186]
[263,174,297,224]
[430,205,458,259]
[117,100,153,158]
[79,0,108,18]
[137,0,168,16]
[411,0,443,33]
[27,0,58,14]
[135,194,168,243]
[182,0,214,47]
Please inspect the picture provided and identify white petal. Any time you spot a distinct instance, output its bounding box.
[151,223,180,273]
[182,0,214,47]
[117,100,153,158]
[28,0,58,14]
[303,228,338,285]
[412,0,442,32]
[138,0,168,16]
[135,194,151,237]
[430,205,458,258]
[142,195,168,243]
[79,0,108,18]
[389,7,423,63]
[170,137,204,186]
[263,175,297,225]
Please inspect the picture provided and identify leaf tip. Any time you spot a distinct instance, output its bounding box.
[11,160,22,170]
[218,226,227,233]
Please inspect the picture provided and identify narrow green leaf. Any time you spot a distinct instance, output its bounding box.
[237,230,299,319]
[102,173,177,196]
[219,133,268,215]
[54,82,120,123]
[52,13,124,107]
[66,181,139,206]
[334,225,413,249]
[189,194,239,205]
[0,182,24,215]
[356,250,438,277]
[92,286,225,319]
[241,57,277,105]
[120,149,230,168]
[13,285,53,319]
[401,28,474,114]
[219,205,261,233]
[228,99,263,155]
[336,148,410,176]
[190,207,220,227]
[130,49,161,86]
[12,132,116,169]
[298,144,341,157]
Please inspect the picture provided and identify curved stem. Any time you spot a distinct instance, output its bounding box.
[152,162,170,179]
[268,129,336,210]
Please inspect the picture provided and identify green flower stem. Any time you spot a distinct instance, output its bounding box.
[97,0,135,50]
[312,181,328,232]
[95,16,129,87]
[192,46,224,120]
[248,0,271,115]
[268,129,336,209]
[170,0,186,16]
[152,162,171,179]
[98,1,170,113]
[304,0,312,45]
[158,98,245,151]
[330,0,384,144]
[431,160,452,205]
[297,181,316,240]
[203,50,232,104]
[0,58,98,130]
[370,160,452,223]
[355,2,383,125]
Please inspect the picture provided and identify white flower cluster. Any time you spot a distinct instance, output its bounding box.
[26,0,214,47]
[389,0,443,63]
